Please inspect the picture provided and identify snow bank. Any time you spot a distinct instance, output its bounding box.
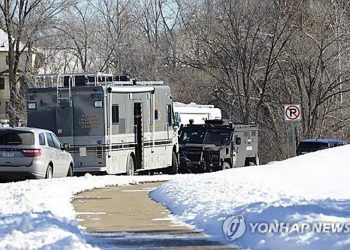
[151,145,350,250]
[0,174,172,249]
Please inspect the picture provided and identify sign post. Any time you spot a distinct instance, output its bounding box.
[284,104,302,156]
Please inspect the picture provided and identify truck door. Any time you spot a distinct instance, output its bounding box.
[134,102,144,169]
[56,105,74,146]
[56,87,74,146]
[233,131,244,167]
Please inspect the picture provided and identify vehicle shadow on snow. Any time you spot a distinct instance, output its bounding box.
[83,230,234,249]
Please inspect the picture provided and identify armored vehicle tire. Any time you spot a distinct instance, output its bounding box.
[45,165,53,179]
[126,155,135,176]
[67,164,74,177]
[245,157,257,166]
[222,162,231,170]
[165,152,178,175]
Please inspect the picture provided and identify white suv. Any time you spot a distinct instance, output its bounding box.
[0,127,74,180]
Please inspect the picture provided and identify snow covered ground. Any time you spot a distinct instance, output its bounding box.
[1,145,350,249]
[151,145,350,250]
[0,174,172,249]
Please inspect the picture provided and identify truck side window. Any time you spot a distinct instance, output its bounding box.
[167,105,172,125]
[112,105,119,124]
[174,112,181,126]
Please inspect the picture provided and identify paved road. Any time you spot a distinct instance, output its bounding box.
[72,182,234,249]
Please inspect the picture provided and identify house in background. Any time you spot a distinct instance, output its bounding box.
[0,29,38,120]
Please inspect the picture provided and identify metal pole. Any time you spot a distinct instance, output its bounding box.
[291,122,297,156]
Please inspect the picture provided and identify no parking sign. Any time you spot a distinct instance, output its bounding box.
[284,104,302,122]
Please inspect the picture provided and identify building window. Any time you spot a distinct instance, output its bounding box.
[5,56,9,65]
[112,105,119,124]
[0,78,4,90]
[155,109,159,120]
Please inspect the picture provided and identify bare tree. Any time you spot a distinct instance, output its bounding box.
[0,0,71,124]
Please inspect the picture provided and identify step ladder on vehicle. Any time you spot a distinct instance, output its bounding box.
[56,76,73,107]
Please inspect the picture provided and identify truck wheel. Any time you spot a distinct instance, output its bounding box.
[222,162,230,170]
[126,155,135,176]
[245,157,257,166]
[165,151,178,175]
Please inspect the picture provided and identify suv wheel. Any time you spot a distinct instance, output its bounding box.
[67,165,74,177]
[45,165,53,179]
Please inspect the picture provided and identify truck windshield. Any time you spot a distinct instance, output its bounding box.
[203,130,231,146]
[179,130,206,144]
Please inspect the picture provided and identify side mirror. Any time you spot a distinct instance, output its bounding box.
[62,143,70,151]
[235,137,241,145]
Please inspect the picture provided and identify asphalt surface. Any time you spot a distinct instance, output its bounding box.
[72,182,234,249]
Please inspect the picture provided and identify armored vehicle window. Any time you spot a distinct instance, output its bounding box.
[179,130,205,144]
[235,136,241,145]
[203,130,232,146]
[39,133,46,145]
[112,105,119,124]
[0,130,34,145]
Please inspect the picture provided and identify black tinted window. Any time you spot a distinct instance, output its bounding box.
[179,130,206,144]
[297,142,329,151]
[46,133,55,147]
[39,133,46,145]
[167,105,172,125]
[0,130,34,145]
[204,131,232,146]
[112,105,119,124]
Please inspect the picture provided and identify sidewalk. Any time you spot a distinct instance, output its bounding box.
[72,182,234,249]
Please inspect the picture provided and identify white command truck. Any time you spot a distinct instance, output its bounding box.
[173,102,222,126]
[27,73,179,175]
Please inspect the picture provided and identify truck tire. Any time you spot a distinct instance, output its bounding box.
[245,157,257,166]
[126,155,135,176]
[222,162,231,170]
[165,151,178,175]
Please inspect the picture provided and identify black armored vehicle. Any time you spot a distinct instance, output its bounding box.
[178,120,258,173]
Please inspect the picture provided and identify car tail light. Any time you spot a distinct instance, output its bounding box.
[22,149,42,157]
